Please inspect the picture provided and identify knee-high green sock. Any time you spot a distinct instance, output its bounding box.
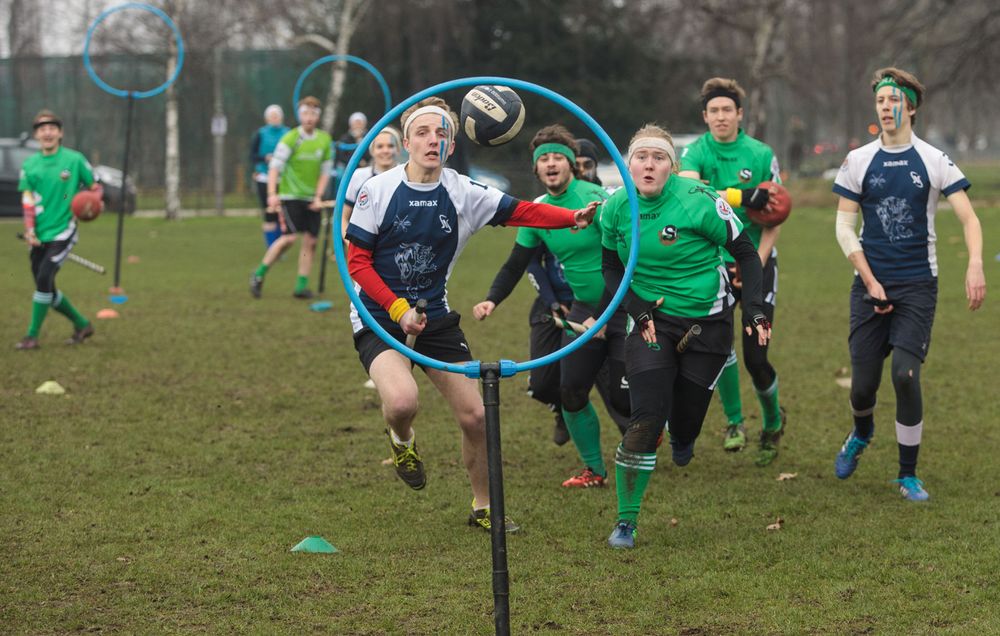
[756,375,782,432]
[295,274,309,293]
[615,444,656,524]
[254,262,270,278]
[27,291,53,337]
[52,291,89,329]
[717,349,744,425]
[562,402,606,476]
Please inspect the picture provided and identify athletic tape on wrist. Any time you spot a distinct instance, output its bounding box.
[388,297,411,323]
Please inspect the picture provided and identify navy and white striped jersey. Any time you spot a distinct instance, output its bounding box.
[345,165,517,332]
[833,135,970,281]
[344,165,378,206]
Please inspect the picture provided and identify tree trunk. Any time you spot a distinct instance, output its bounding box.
[746,0,782,139]
[164,42,181,220]
[322,0,368,132]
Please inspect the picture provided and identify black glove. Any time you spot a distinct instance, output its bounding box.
[628,299,660,331]
[744,311,771,333]
[741,187,770,209]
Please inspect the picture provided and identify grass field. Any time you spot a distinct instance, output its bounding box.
[1,187,999,634]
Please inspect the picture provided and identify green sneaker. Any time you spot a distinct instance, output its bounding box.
[723,424,747,452]
[468,506,521,533]
[755,408,786,467]
[387,429,426,490]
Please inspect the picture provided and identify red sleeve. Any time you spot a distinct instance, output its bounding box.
[504,200,578,228]
[347,242,399,311]
[22,194,36,233]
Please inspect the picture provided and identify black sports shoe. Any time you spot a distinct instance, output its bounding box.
[552,413,570,446]
[293,288,314,299]
[755,407,787,467]
[14,336,39,350]
[66,323,95,345]
[387,429,426,490]
[249,272,264,298]
[468,506,521,533]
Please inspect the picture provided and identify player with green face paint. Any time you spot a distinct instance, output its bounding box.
[679,77,786,466]
[603,124,770,549]
[473,124,627,490]
[15,110,99,350]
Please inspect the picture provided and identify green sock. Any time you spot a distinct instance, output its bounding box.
[254,263,270,278]
[562,402,606,477]
[27,291,53,338]
[717,349,744,425]
[756,375,782,432]
[52,292,89,330]
[295,274,308,293]
[614,444,656,523]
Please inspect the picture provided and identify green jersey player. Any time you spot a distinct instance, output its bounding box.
[15,110,99,350]
[679,77,786,466]
[249,96,333,299]
[473,125,625,490]
[602,124,770,549]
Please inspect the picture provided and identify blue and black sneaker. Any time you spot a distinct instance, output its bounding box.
[835,430,870,479]
[894,476,930,502]
[607,520,637,549]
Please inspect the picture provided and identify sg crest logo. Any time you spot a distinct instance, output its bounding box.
[738,168,752,183]
[659,225,678,246]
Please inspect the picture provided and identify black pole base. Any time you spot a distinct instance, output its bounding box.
[480,362,510,636]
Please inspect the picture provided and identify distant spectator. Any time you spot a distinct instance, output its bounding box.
[249,104,289,247]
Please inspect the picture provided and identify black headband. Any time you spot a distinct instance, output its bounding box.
[702,88,741,110]
[33,117,62,130]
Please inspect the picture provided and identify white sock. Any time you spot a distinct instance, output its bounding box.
[389,427,413,446]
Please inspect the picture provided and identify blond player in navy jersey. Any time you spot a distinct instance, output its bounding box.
[344,97,597,533]
[831,67,986,501]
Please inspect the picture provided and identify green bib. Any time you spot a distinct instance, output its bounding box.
[278,127,333,200]
[516,179,609,305]
[18,147,94,243]
[679,129,780,255]
[600,175,743,318]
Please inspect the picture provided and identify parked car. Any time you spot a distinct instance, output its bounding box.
[0,136,136,217]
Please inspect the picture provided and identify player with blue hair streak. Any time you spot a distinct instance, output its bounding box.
[249,104,290,247]
[831,67,986,502]
[344,98,598,533]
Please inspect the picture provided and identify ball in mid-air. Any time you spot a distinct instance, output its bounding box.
[71,190,104,221]
[461,85,525,146]
[746,181,792,227]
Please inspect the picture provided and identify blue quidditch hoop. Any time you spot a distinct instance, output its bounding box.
[291,55,392,151]
[334,76,640,379]
[83,2,184,99]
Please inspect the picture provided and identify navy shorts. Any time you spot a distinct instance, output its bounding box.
[624,311,732,389]
[354,311,473,373]
[849,277,937,363]
[281,199,321,237]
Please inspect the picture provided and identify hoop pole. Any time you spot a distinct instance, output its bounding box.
[481,363,510,636]
[113,94,134,288]
[317,204,333,293]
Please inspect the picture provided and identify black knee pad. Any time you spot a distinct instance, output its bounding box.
[891,351,921,394]
[560,386,590,414]
[621,419,662,453]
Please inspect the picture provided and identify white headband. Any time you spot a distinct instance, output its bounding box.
[402,105,455,140]
[298,104,321,118]
[369,127,402,155]
[627,137,676,166]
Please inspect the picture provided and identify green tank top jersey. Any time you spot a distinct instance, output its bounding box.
[277,127,333,200]
[515,178,609,305]
[18,146,94,243]
[679,129,780,255]
[600,175,743,318]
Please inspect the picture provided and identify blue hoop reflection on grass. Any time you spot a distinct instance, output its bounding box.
[333,76,640,379]
[291,55,392,151]
[82,2,184,99]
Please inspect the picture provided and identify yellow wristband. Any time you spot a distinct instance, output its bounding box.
[725,188,743,208]
[388,298,411,323]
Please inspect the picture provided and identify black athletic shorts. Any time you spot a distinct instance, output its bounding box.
[624,310,732,389]
[281,199,321,237]
[849,277,937,363]
[730,254,778,308]
[354,311,473,373]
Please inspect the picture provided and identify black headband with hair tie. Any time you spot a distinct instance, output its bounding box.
[702,88,741,110]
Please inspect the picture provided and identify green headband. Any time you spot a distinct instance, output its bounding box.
[532,142,576,166]
[874,77,918,107]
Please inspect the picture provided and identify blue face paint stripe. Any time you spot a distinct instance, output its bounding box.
[893,87,902,129]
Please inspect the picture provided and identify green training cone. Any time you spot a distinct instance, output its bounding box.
[290,536,338,553]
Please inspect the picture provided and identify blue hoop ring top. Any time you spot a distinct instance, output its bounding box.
[82,2,184,99]
[333,76,641,379]
[291,55,392,151]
